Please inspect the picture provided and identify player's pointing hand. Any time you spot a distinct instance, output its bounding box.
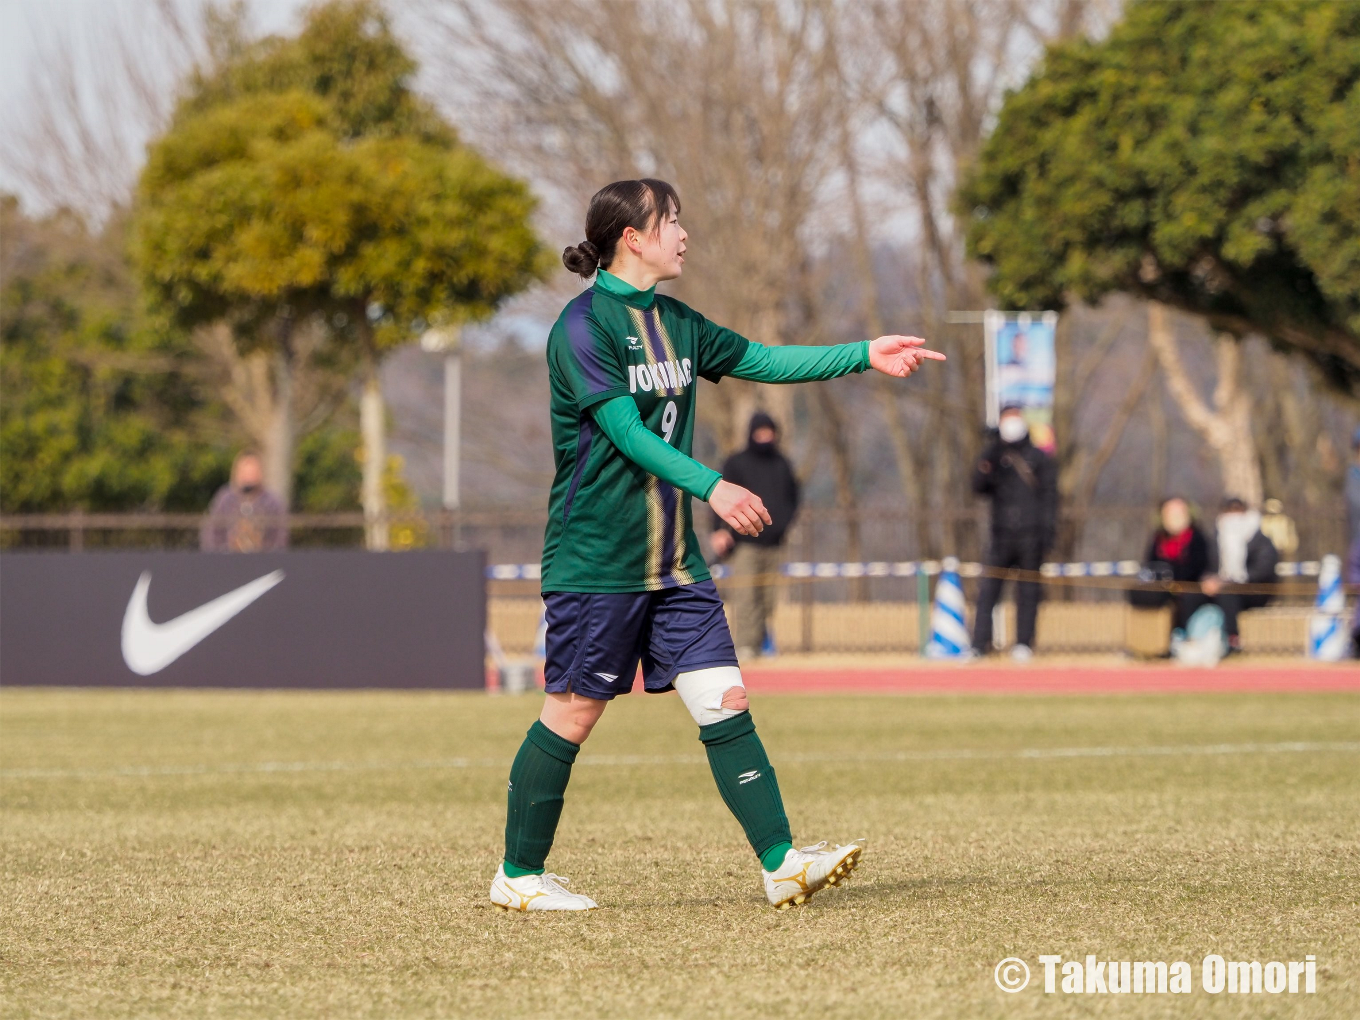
[708,480,772,537]
[868,335,947,378]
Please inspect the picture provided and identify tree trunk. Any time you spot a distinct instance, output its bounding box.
[815,386,864,598]
[360,353,389,551]
[196,322,296,510]
[263,349,293,509]
[1146,302,1262,506]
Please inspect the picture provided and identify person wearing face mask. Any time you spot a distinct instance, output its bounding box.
[200,451,289,552]
[1201,496,1278,653]
[1134,496,1215,635]
[709,411,801,660]
[969,405,1058,661]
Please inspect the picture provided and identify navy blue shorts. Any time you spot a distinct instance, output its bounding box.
[542,580,739,701]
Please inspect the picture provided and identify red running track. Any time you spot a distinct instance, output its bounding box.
[740,665,1360,695]
[489,665,1360,695]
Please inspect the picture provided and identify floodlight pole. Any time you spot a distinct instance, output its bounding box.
[443,347,461,513]
[421,326,462,546]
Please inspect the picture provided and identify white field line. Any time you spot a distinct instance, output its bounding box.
[3,741,1359,781]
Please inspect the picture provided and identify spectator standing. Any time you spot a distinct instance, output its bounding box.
[1348,427,1360,546]
[1201,497,1279,653]
[1134,496,1215,633]
[1348,532,1360,657]
[969,405,1058,661]
[200,451,289,552]
[709,412,800,660]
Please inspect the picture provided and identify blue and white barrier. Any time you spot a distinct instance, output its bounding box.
[924,557,971,658]
[1308,554,1350,661]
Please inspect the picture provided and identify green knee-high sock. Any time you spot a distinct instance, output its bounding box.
[503,720,579,876]
[699,711,793,867]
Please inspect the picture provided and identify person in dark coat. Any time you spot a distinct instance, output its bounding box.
[969,405,1058,659]
[710,411,800,658]
[1135,496,1215,632]
[1348,533,1360,657]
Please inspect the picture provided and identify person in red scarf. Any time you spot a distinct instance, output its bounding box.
[1137,496,1214,632]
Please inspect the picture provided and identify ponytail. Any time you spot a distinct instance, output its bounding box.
[562,239,602,277]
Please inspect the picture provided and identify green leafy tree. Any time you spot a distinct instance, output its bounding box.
[961,0,1360,391]
[0,196,232,514]
[133,0,546,542]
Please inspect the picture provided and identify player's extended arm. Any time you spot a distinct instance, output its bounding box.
[726,341,870,383]
[591,396,722,500]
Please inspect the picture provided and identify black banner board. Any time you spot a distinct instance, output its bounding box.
[0,550,486,689]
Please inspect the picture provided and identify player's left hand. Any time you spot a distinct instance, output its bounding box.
[868,335,946,378]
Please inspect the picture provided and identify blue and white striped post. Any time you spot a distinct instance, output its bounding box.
[1308,554,1349,661]
[925,557,972,659]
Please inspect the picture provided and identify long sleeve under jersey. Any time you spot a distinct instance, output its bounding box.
[727,340,870,383]
[588,341,871,500]
[591,396,723,500]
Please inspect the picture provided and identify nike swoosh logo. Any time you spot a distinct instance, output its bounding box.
[121,570,284,675]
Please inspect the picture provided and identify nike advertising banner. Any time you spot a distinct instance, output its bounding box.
[0,550,486,689]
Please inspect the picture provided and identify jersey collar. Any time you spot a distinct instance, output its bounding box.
[593,268,656,310]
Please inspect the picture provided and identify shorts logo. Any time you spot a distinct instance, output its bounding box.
[595,672,619,682]
[737,770,761,784]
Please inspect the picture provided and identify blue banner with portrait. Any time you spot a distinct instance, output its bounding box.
[985,310,1058,452]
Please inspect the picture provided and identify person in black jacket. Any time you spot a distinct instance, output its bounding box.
[1202,496,1279,652]
[970,406,1058,659]
[710,412,800,658]
[1132,496,1215,635]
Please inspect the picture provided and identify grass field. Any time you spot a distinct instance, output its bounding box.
[2,686,1359,1019]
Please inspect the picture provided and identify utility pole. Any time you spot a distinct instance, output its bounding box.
[421,326,462,545]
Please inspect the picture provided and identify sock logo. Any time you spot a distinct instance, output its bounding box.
[737,769,761,784]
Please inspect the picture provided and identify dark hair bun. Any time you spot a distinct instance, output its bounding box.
[562,240,601,278]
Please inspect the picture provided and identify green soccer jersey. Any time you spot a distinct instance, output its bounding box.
[542,272,749,593]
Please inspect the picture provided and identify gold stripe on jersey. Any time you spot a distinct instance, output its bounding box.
[643,475,666,591]
[671,496,695,586]
[628,307,683,394]
[651,308,681,368]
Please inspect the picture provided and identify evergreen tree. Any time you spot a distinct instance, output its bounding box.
[961,0,1360,391]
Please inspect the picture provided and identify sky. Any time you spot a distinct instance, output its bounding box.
[0,0,310,210]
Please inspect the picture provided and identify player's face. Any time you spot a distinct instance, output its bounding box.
[631,202,687,282]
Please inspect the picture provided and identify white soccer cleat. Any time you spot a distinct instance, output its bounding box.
[489,864,598,912]
[763,840,864,909]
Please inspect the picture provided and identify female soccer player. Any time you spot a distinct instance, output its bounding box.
[490,179,944,911]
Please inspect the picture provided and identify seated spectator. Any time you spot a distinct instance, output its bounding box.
[200,451,288,552]
[1202,497,1279,653]
[1133,496,1213,634]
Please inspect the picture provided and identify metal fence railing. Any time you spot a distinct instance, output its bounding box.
[3,509,1347,658]
[2,506,1346,568]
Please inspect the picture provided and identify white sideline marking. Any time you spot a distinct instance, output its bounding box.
[3,741,1358,780]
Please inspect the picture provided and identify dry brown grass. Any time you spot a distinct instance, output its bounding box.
[2,688,1358,1019]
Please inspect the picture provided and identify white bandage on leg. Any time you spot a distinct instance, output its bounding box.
[673,665,746,726]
